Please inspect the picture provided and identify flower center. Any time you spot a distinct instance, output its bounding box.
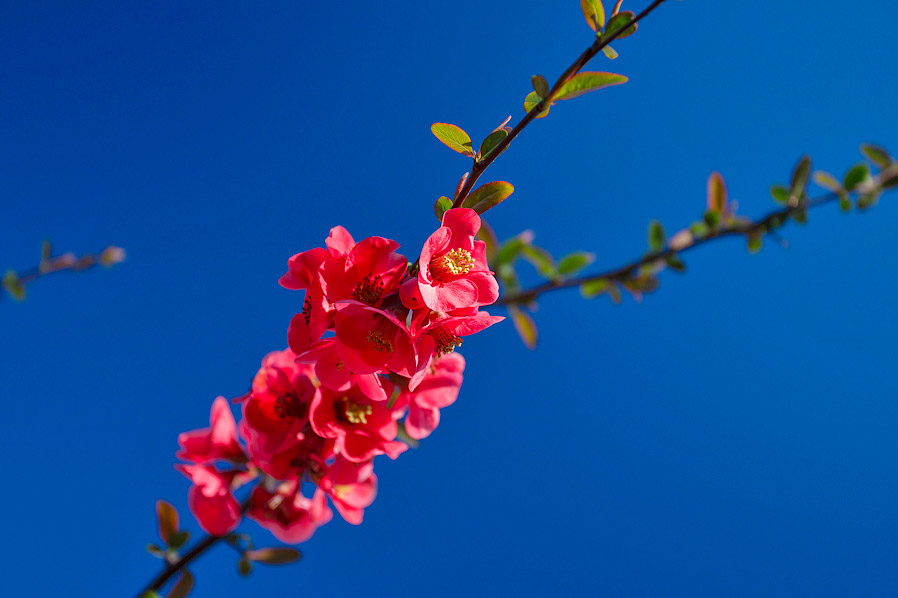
[432,327,463,356]
[341,397,373,425]
[353,273,385,305]
[274,394,307,420]
[365,316,395,353]
[431,248,474,279]
[301,296,312,324]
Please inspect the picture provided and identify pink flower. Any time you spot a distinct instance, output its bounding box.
[297,338,388,401]
[393,352,465,440]
[317,456,377,525]
[320,236,408,308]
[177,396,246,465]
[309,385,407,463]
[248,482,332,544]
[175,464,242,536]
[333,301,417,378]
[413,308,504,361]
[280,246,330,353]
[240,349,325,479]
[416,208,499,312]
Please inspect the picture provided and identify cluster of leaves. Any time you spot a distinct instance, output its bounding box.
[492,144,897,348]
[476,220,595,348]
[2,240,125,301]
[142,500,299,598]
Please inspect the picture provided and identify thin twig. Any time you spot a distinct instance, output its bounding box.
[495,190,882,306]
[134,496,252,598]
[451,0,670,208]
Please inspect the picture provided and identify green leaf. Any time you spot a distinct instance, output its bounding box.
[706,172,727,214]
[430,123,474,157]
[479,129,508,161]
[812,170,841,192]
[665,254,686,272]
[790,155,812,201]
[839,191,853,212]
[857,192,879,210]
[557,251,595,276]
[462,181,514,214]
[792,209,808,224]
[881,168,898,189]
[434,196,452,222]
[647,220,666,251]
[156,500,179,546]
[246,548,302,565]
[142,592,163,598]
[508,305,537,349]
[747,231,763,254]
[770,185,790,205]
[703,209,721,229]
[395,421,419,448]
[167,571,194,598]
[2,270,25,301]
[601,45,619,60]
[237,557,252,577]
[580,0,606,31]
[146,544,165,559]
[843,163,870,191]
[860,143,892,169]
[580,279,621,303]
[555,71,628,101]
[523,91,550,119]
[605,10,638,38]
[520,245,558,279]
[168,530,190,551]
[531,74,549,98]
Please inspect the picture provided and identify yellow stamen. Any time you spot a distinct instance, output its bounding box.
[341,397,373,425]
[432,248,474,278]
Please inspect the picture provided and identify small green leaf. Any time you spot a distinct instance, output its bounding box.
[2,270,25,301]
[580,0,606,31]
[476,218,500,262]
[812,170,841,192]
[508,305,537,349]
[495,234,531,265]
[790,155,812,201]
[843,163,870,191]
[881,168,898,189]
[857,192,879,210]
[462,181,514,214]
[792,209,808,224]
[395,421,419,448]
[430,123,474,157]
[839,191,852,212]
[238,557,252,577]
[167,571,194,598]
[246,548,302,565]
[747,231,763,254]
[605,10,638,38]
[523,91,550,119]
[434,196,452,222]
[520,245,558,279]
[647,220,666,251]
[581,279,622,303]
[601,45,619,60]
[531,74,549,98]
[558,251,595,276]
[665,254,686,272]
[860,143,892,169]
[770,185,790,205]
[703,210,721,229]
[146,544,165,559]
[555,71,628,101]
[479,129,508,161]
[156,500,179,546]
[706,172,727,214]
[168,530,190,551]
[142,592,163,598]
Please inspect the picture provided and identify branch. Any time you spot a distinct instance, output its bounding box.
[2,243,125,302]
[135,497,252,598]
[451,0,670,208]
[496,174,897,306]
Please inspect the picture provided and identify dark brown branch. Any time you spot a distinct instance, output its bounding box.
[496,185,892,306]
[451,0,670,208]
[134,496,252,598]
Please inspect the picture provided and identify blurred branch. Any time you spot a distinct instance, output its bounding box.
[497,162,898,307]
[451,0,670,208]
[2,242,125,302]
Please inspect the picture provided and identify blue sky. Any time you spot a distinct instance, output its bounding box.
[2,1,897,596]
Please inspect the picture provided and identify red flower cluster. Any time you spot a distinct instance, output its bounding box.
[175,208,502,542]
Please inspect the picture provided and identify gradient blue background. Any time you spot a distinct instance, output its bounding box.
[2,1,897,596]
